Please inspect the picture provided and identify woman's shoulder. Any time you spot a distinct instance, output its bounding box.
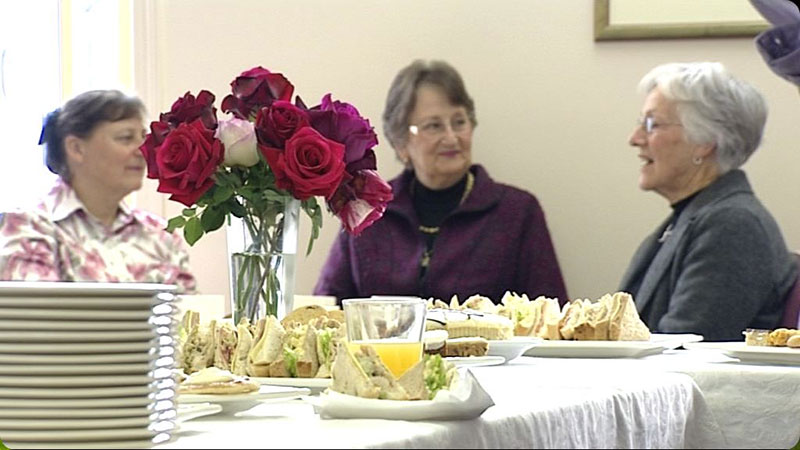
[129,209,183,241]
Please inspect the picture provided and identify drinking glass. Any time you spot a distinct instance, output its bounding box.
[342,297,427,377]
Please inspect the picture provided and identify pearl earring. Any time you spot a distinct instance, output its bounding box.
[693,157,703,166]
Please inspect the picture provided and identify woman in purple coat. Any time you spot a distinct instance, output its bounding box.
[314,60,567,305]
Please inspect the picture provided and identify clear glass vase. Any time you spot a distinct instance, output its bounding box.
[227,199,299,324]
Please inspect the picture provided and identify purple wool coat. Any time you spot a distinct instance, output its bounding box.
[314,165,568,306]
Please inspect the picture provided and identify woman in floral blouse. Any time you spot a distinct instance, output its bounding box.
[0,90,196,292]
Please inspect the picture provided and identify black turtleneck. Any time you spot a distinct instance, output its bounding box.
[412,174,469,229]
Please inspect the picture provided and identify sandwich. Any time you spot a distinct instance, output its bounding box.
[330,344,459,401]
[180,319,217,374]
[330,343,408,400]
[558,299,587,340]
[460,294,497,314]
[313,317,346,378]
[247,316,286,377]
[281,305,328,329]
[213,322,238,371]
[230,320,254,376]
[607,292,650,341]
[271,321,319,378]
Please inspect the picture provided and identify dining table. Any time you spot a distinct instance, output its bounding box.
[159,342,800,449]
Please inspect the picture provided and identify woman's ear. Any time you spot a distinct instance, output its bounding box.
[694,141,716,161]
[63,135,85,164]
[396,145,411,166]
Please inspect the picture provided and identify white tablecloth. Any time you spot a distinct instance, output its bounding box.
[491,350,800,449]
[164,357,724,449]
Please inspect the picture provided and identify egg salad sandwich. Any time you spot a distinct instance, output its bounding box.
[247,316,286,377]
[180,319,217,374]
[271,321,319,378]
[312,316,346,379]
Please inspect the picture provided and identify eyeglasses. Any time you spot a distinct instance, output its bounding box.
[408,116,471,138]
[637,116,682,134]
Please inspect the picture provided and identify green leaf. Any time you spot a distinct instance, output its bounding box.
[212,185,234,204]
[184,217,205,246]
[263,189,287,203]
[229,199,247,218]
[166,216,186,232]
[200,205,227,232]
[182,208,196,217]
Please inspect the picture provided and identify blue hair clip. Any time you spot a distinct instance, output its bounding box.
[38,108,60,146]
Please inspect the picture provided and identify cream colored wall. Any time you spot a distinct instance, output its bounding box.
[133,0,800,311]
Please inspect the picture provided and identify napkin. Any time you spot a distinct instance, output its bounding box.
[311,368,494,420]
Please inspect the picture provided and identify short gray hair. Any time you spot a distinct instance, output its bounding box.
[382,60,477,153]
[638,62,767,173]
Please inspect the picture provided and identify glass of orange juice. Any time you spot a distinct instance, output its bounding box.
[342,297,427,378]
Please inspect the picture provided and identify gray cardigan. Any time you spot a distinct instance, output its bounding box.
[620,170,797,341]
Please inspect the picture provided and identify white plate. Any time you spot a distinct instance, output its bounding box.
[0,308,157,321]
[445,355,506,367]
[0,352,164,365]
[179,385,310,414]
[0,421,172,442]
[177,402,223,422]
[0,281,176,296]
[523,340,665,358]
[0,330,158,343]
[0,414,155,430]
[0,373,167,388]
[0,340,159,354]
[3,435,173,450]
[250,376,331,392]
[0,296,168,310]
[684,341,800,366]
[0,405,159,419]
[0,395,161,409]
[649,333,704,350]
[0,384,162,399]
[0,319,165,331]
[311,369,494,421]
[487,337,542,362]
[0,362,155,376]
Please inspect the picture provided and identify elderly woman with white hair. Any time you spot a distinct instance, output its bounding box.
[619,62,797,341]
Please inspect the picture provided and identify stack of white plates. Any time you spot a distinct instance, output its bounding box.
[0,281,179,449]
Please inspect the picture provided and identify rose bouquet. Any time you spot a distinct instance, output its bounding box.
[140,66,393,321]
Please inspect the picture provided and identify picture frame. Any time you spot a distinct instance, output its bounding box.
[594,0,769,41]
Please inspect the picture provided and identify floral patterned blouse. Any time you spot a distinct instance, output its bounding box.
[0,179,196,293]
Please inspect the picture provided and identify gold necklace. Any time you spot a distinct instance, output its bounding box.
[417,171,474,235]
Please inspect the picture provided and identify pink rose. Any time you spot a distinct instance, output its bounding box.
[218,117,259,167]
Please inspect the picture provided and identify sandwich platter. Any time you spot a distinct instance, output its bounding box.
[684,341,800,366]
[179,385,310,414]
[251,376,331,393]
[444,355,506,367]
[523,340,665,358]
[487,337,542,362]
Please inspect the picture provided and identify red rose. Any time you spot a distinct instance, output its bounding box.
[255,101,310,148]
[160,90,218,130]
[261,127,345,200]
[221,66,294,120]
[148,120,224,206]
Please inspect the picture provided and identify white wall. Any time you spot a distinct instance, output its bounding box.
[134,0,800,312]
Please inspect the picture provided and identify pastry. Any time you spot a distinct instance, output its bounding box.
[179,367,259,395]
